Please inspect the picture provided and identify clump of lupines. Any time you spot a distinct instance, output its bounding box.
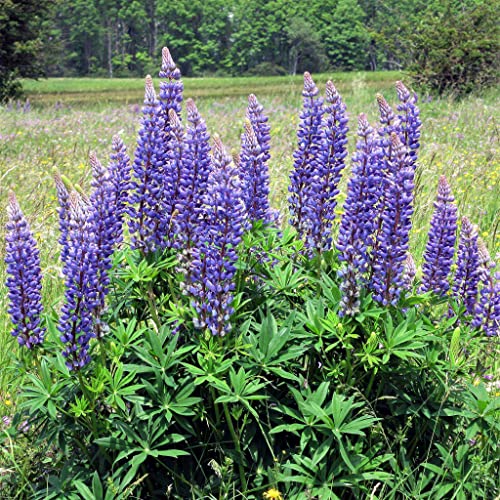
[371,133,415,306]
[239,118,272,224]
[337,114,383,315]
[127,75,167,251]
[453,217,481,315]
[59,191,98,370]
[5,191,45,348]
[420,176,458,295]
[6,40,498,360]
[188,136,247,336]
[288,72,325,245]
[310,80,348,252]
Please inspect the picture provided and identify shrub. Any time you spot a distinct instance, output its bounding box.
[407,1,499,96]
[245,62,288,77]
[2,47,499,499]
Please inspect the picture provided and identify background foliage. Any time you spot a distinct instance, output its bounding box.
[1,0,498,101]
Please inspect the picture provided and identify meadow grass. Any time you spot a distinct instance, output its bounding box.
[21,71,401,105]
[0,74,499,405]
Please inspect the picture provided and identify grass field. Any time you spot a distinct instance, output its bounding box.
[0,73,499,394]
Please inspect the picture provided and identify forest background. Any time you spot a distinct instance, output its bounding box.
[1,0,496,83]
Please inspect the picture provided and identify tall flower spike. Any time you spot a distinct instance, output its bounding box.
[452,217,480,315]
[337,114,383,315]
[420,176,458,295]
[59,191,97,370]
[127,75,167,251]
[164,108,187,244]
[239,118,271,224]
[175,99,212,248]
[477,238,495,281]
[371,133,414,306]
[188,136,247,336]
[108,135,131,244]
[246,94,271,167]
[88,152,117,320]
[308,80,348,253]
[473,271,500,337]
[158,47,184,141]
[395,81,421,168]
[472,241,499,336]
[5,191,45,348]
[288,72,325,245]
[403,253,417,290]
[367,94,402,272]
[53,170,71,265]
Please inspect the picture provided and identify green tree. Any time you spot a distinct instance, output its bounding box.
[0,0,54,101]
[157,0,231,75]
[287,16,328,75]
[323,0,369,70]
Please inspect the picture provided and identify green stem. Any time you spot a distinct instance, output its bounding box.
[145,282,161,333]
[77,371,99,438]
[223,403,247,492]
[365,369,377,398]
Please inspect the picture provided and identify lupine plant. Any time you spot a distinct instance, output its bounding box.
[2,47,499,500]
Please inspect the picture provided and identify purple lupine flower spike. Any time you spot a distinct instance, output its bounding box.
[403,253,417,290]
[371,133,414,306]
[337,114,383,315]
[158,47,183,140]
[165,108,187,243]
[239,118,271,224]
[308,80,348,252]
[5,191,45,348]
[376,93,400,160]
[476,238,495,281]
[453,217,480,315]
[108,135,131,244]
[188,135,247,336]
[127,75,167,251]
[420,176,458,295]
[473,270,500,337]
[54,170,71,265]
[59,191,97,370]
[367,95,402,275]
[175,98,212,249]
[288,72,324,243]
[246,94,271,167]
[88,152,116,322]
[395,81,421,168]
[472,241,499,336]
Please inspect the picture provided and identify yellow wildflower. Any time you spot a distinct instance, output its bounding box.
[263,488,283,500]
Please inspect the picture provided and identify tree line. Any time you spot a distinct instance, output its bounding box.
[1,0,497,101]
[31,0,459,77]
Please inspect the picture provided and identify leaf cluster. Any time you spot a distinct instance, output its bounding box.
[3,224,499,499]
